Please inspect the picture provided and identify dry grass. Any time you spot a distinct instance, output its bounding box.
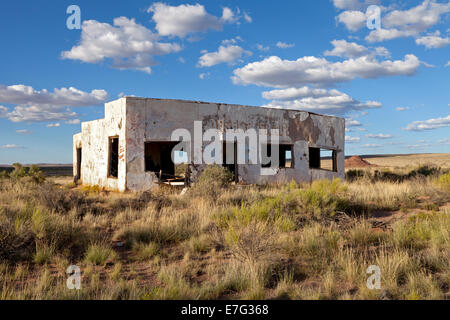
[365,154,450,169]
[0,162,449,300]
[323,153,450,170]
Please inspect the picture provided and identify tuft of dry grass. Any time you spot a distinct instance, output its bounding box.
[85,243,118,266]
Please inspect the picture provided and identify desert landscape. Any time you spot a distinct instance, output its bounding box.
[1,0,450,309]
[0,154,449,300]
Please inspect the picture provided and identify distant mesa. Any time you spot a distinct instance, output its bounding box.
[345,155,376,168]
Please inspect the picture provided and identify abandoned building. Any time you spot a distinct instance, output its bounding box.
[73,97,345,192]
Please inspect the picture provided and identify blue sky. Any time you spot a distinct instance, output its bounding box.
[0,0,449,164]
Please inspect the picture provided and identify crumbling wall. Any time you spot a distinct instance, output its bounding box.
[123,98,345,191]
[74,97,345,192]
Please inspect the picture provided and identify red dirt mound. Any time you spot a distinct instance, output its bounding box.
[345,155,376,168]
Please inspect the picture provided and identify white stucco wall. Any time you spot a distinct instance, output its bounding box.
[74,98,127,191]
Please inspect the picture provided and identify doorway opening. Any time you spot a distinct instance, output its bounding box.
[145,141,180,181]
[76,147,82,181]
[108,137,119,178]
[223,141,238,183]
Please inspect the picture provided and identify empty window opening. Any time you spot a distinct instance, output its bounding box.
[108,137,119,178]
[309,147,337,172]
[76,148,82,181]
[261,144,294,168]
[281,145,293,168]
[145,141,180,181]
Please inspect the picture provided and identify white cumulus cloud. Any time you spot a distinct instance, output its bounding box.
[0,84,108,123]
[336,10,367,32]
[404,115,450,131]
[262,86,381,115]
[198,45,251,67]
[346,118,362,127]
[0,84,107,107]
[324,40,390,59]
[365,0,450,42]
[148,3,245,38]
[416,31,450,48]
[324,40,369,58]
[62,17,181,73]
[232,54,420,87]
[332,0,380,10]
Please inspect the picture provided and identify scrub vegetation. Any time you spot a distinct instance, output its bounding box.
[0,162,449,300]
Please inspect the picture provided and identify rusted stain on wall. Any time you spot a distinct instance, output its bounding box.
[288,114,321,144]
[329,127,335,146]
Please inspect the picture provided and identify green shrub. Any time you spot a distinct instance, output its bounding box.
[0,170,9,179]
[299,223,342,262]
[225,221,276,266]
[0,213,34,263]
[190,165,233,202]
[298,179,347,218]
[390,218,431,250]
[2,163,45,183]
[185,234,213,255]
[34,245,54,265]
[215,192,298,232]
[34,184,84,214]
[27,165,45,184]
[10,163,28,179]
[438,172,450,192]
[408,165,440,179]
[346,220,385,247]
[346,169,367,182]
[31,208,87,252]
[349,165,442,183]
[155,265,194,299]
[114,213,198,247]
[132,242,160,261]
[85,244,118,266]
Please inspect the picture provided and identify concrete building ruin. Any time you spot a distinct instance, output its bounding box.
[73,97,345,192]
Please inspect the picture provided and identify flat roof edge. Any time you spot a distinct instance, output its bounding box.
[113,96,345,120]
